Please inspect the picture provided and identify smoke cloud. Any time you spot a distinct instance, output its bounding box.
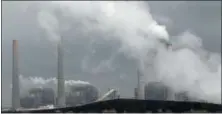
[19,75,90,97]
[37,1,169,58]
[35,1,221,104]
[155,31,221,103]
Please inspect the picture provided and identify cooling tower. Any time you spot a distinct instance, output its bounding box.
[56,40,65,107]
[12,40,20,110]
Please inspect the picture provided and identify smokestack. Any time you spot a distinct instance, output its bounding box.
[134,88,138,99]
[137,68,144,99]
[136,69,140,99]
[12,40,20,110]
[56,39,65,107]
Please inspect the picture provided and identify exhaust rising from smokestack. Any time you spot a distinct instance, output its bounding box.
[12,40,20,110]
[56,39,65,107]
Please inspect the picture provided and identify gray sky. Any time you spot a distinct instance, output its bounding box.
[2,1,221,107]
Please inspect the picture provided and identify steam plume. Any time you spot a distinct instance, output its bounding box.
[36,1,221,104]
[19,75,90,97]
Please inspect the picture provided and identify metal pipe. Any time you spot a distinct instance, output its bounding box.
[56,40,65,107]
[12,40,20,110]
[97,89,117,101]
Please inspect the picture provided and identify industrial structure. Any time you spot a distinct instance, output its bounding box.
[12,40,20,110]
[66,84,99,106]
[6,39,221,113]
[9,40,99,110]
[56,39,66,107]
[20,88,55,108]
[136,68,144,99]
[9,38,172,110]
[144,82,174,101]
[19,84,99,108]
[97,89,119,101]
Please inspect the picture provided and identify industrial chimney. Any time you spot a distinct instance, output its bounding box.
[137,68,145,99]
[12,40,20,110]
[134,88,138,99]
[56,39,65,107]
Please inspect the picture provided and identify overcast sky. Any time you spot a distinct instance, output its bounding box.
[2,1,221,107]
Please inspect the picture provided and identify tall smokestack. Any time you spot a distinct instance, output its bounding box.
[12,40,20,110]
[137,68,144,99]
[56,39,65,107]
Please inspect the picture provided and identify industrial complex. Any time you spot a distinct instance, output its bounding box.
[4,39,220,113]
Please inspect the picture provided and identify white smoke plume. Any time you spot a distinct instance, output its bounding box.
[154,31,221,103]
[36,1,221,104]
[37,1,169,58]
[19,75,90,97]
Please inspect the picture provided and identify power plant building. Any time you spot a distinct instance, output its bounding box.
[20,84,99,108]
[66,84,99,106]
[144,82,172,100]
